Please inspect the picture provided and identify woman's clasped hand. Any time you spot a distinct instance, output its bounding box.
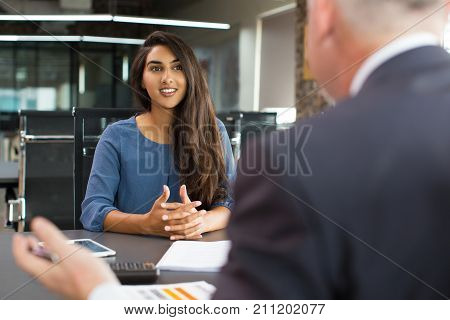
[141,184,207,240]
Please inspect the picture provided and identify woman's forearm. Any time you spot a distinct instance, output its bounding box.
[103,205,230,236]
[103,210,146,234]
[203,206,231,233]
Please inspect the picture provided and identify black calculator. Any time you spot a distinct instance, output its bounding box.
[108,261,159,284]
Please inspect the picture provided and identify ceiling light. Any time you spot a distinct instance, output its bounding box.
[0,14,230,30]
[0,14,112,21]
[82,36,144,45]
[0,35,19,41]
[0,35,81,41]
[0,35,144,45]
[113,16,230,29]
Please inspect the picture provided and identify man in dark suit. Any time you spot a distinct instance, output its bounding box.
[214,0,450,299]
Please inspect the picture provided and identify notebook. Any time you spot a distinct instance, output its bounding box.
[156,240,231,272]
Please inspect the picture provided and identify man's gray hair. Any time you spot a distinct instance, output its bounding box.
[336,0,447,38]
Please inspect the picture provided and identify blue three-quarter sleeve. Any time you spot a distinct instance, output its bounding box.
[80,126,121,231]
[211,119,236,210]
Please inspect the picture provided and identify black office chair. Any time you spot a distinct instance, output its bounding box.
[239,111,277,144]
[0,111,19,132]
[1,111,20,228]
[217,111,277,160]
[8,110,74,231]
[73,108,138,229]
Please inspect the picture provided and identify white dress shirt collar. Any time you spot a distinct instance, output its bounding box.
[350,32,440,97]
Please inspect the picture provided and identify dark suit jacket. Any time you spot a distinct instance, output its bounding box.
[215,46,450,299]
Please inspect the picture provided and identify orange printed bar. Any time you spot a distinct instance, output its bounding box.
[162,288,182,300]
[175,287,197,300]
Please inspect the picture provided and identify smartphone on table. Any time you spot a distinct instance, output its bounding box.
[33,239,116,261]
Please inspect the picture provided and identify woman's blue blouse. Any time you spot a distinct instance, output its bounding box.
[80,116,235,231]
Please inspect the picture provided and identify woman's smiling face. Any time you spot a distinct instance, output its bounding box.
[142,45,187,110]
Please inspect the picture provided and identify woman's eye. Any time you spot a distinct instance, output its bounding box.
[173,65,183,71]
[150,66,161,71]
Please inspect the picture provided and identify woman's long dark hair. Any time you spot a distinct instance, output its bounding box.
[130,31,228,208]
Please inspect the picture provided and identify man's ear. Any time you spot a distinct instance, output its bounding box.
[314,0,337,42]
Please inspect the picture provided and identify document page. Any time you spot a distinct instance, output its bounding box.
[125,281,216,300]
[156,240,231,272]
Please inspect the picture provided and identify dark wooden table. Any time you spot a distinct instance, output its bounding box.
[0,229,227,299]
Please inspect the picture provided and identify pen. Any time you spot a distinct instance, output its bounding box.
[31,244,60,263]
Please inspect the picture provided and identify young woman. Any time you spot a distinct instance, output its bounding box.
[80,31,235,240]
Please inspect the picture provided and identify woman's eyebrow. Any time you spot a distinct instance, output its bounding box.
[147,59,180,66]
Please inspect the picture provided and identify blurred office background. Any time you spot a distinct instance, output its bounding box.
[0,0,301,115]
[0,0,449,231]
[0,0,449,124]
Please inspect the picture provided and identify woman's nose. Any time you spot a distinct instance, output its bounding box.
[161,70,173,84]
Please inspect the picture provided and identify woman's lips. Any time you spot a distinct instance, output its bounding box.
[159,88,177,97]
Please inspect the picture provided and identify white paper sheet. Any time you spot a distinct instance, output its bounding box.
[124,281,216,300]
[156,240,231,272]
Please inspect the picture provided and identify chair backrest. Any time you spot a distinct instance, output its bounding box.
[16,110,74,231]
[217,111,277,160]
[73,108,138,229]
[238,111,277,142]
[0,111,19,132]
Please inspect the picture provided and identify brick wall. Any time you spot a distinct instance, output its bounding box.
[295,0,329,118]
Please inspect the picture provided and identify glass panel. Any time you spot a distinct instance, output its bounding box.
[78,44,113,108]
[37,43,71,110]
[115,44,137,108]
[0,41,140,112]
[193,35,239,112]
[0,44,16,112]
[16,44,37,110]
